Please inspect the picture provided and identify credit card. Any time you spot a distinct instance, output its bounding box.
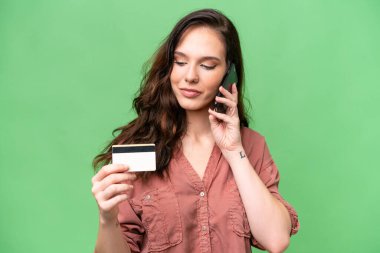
[112,144,156,172]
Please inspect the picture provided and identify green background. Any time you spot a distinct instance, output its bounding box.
[1,0,379,252]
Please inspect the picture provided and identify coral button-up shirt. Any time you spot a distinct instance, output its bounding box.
[117,128,299,253]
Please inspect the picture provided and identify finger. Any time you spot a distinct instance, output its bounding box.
[209,113,221,125]
[208,108,233,123]
[209,113,229,128]
[219,83,237,101]
[232,83,238,95]
[231,83,238,101]
[214,96,237,109]
[102,183,134,200]
[98,194,128,212]
[93,172,136,193]
[92,164,129,184]
[214,96,238,116]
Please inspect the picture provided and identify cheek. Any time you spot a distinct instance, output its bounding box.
[204,73,223,92]
[170,67,183,86]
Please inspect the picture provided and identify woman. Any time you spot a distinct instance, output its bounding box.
[92,9,299,253]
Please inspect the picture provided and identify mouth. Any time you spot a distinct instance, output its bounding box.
[179,88,201,98]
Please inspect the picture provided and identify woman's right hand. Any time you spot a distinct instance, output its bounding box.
[91,164,137,225]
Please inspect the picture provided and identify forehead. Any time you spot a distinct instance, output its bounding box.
[175,26,226,59]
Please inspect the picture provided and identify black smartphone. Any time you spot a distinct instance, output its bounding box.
[211,63,238,113]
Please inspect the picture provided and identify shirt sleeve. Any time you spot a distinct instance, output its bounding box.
[246,133,300,249]
[117,199,145,253]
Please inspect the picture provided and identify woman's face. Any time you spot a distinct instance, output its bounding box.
[170,26,228,112]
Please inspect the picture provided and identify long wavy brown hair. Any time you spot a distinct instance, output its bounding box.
[93,9,250,178]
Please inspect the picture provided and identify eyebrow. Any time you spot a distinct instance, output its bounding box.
[174,51,221,62]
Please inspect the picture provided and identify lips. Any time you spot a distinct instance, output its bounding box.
[179,88,201,98]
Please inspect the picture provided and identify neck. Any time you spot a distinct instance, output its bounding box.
[184,108,213,143]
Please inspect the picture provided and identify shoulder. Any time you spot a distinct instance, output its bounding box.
[241,127,266,149]
[240,127,273,169]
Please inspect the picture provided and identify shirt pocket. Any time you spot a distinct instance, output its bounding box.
[140,185,183,252]
[227,179,252,238]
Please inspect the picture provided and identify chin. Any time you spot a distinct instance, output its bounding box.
[178,100,211,112]
[179,103,202,111]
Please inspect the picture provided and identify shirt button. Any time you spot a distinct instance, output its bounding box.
[200,191,205,197]
[145,194,151,200]
[202,225,207,231]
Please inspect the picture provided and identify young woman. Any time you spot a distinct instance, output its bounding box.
[91,9,299,253]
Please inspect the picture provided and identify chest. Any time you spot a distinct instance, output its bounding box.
[182,144,214,180]
[132,160,251,252]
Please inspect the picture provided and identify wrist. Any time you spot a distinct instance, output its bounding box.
[222,145,246,162]
[99,214,119,228]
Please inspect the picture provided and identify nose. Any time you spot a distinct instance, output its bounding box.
[184,65,199,84]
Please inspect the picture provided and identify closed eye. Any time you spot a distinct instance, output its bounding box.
[174,61,186,66]
[201,64,216,70]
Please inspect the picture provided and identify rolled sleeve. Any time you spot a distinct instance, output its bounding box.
[248,137,300,248]
[117,200,145,253]
[261,161,300,235]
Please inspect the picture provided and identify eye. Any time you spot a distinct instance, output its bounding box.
[201,64,216,70]
[174,61,186,66]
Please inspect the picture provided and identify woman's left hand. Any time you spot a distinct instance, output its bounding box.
[208,83,243,153]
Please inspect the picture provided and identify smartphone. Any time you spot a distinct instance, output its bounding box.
[211,63,238,113]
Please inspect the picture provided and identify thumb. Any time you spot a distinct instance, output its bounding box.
[208,112,219,127]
